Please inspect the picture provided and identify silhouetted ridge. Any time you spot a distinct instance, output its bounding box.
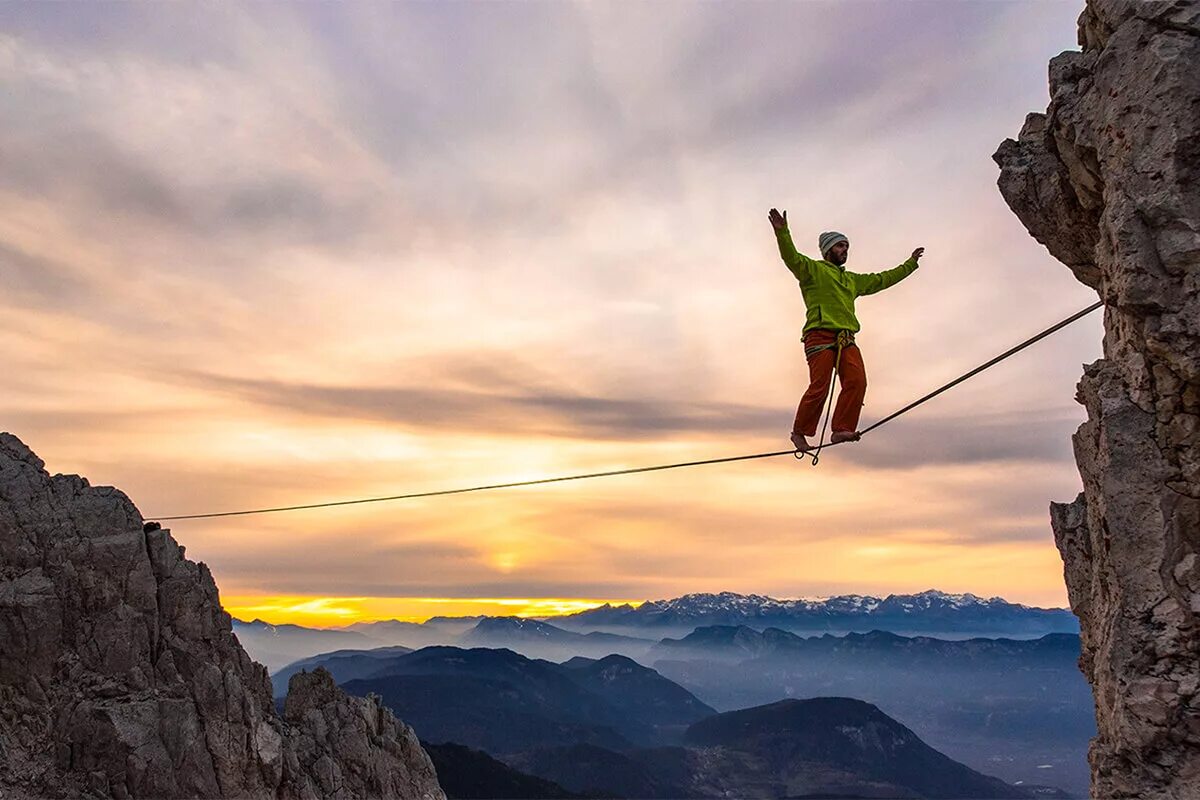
[422,741,588,799]
[684,698,1028,799]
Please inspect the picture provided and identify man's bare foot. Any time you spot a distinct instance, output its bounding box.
[830,430,861,444]
[790,432,812,452]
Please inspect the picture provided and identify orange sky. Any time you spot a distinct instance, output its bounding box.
[0,1,1094,624]
[220,595,647,628]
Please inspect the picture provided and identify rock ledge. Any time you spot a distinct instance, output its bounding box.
[0,432,445,799]
[994,1,1200,797]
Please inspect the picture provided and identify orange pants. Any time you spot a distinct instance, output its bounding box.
[793,329,867,436]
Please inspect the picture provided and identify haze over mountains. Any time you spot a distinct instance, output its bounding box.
[240,589,1092,797]
[652,628,1092,796]
[234,589,1078,670]
[281,643,1071,799]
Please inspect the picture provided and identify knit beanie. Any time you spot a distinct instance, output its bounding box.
[819,231,849,259]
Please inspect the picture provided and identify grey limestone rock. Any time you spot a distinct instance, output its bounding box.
[995,1,1200,797]
[0,432,445,799]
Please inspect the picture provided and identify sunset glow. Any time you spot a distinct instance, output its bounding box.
[2,1,1094,623]
[223,595,643,628]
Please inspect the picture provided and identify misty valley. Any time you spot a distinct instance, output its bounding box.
[240,591,1093,798]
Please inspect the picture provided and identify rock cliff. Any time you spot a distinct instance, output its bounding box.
[0,432,445,799]
[994,1,1200,797]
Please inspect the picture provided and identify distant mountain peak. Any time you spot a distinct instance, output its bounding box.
[475,616,553,630]
[607,588,1051,615]
[684,697,1029,798]
[646,591,790,609]
[464,616,573,643]
[558,588,1075,636]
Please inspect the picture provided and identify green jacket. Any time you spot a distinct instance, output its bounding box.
[775,227,918,334]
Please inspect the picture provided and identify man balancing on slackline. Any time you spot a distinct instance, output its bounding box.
[768,208,923,453]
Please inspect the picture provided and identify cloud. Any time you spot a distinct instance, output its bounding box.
[156,363,1085,472]
[0,2,1090,612]
[1,129,190,226]
[198,534,482,598]
[0,240,100,308]
[165,368,779,440]
[836,409,1081,468]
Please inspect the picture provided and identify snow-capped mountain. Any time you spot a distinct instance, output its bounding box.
[553,589,1076,637]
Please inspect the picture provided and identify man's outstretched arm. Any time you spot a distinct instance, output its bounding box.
[769,208,813,283]
[852,247,924,296]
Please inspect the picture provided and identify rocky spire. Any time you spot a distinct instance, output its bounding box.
[994,1,1200,797]
[0,432,445,799]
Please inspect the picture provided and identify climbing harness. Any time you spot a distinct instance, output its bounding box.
[803,330,854,359]
[150,300,1103,522]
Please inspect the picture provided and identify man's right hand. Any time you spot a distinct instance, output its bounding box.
[768,208,788,231]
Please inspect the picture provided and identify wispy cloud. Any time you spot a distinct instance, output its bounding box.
[0,1,1090,615]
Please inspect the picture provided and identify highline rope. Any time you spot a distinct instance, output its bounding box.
[151,300,1103,522]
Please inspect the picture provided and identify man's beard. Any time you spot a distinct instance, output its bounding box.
[829,252,847,266]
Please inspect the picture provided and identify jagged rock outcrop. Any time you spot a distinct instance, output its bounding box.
[994,1,1200,797]
[0,433,445,799]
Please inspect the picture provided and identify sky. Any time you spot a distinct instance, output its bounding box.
[0,1,1099,626]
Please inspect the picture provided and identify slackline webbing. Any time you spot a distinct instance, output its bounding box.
[151,300,1103,522]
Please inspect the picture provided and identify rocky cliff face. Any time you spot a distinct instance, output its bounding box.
[0,433,445,799]
[994,1,1200,797]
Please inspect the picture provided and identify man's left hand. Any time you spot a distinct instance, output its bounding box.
[912,247,925,262]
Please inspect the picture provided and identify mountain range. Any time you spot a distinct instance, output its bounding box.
[283,643,1063,799]
[337,647,714,751]
[233,589,1078,671]
[679,697,1034,799]
[650,627,1093,796]
[555,590,1079,637]
[240,591,1090,795]
[270,626,1091,796]
[649,624,1083,666]
[459,616,657,663]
